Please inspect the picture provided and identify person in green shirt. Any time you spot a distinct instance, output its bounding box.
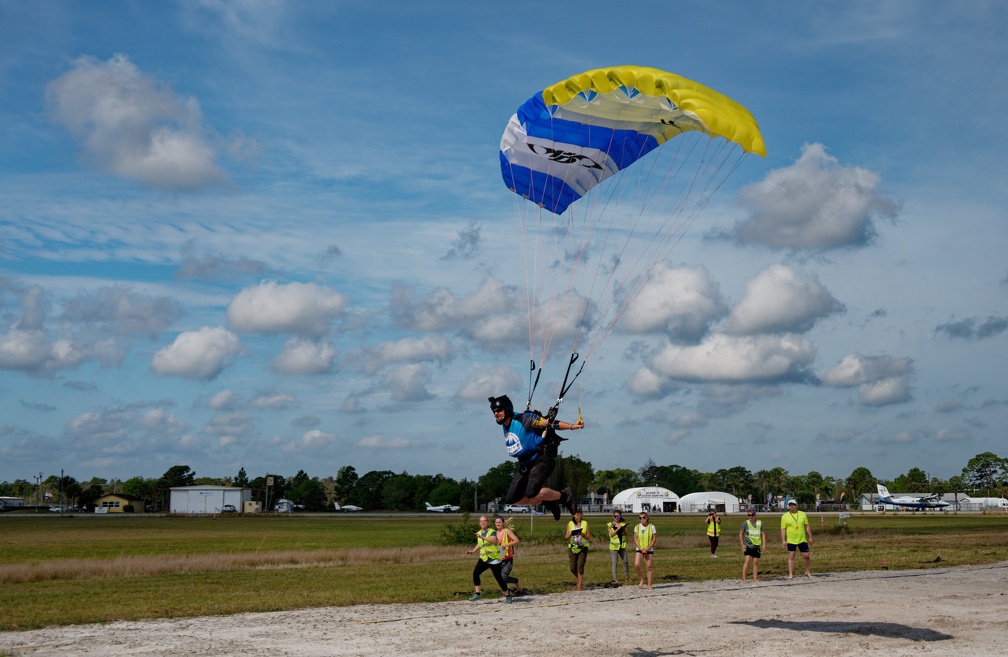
[780,499,813,579]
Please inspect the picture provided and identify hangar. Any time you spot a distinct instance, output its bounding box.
[169,485,251,514]
[677,491,742,513]
[611,486,679,513]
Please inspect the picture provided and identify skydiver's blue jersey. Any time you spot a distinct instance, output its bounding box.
[502,412,549,463]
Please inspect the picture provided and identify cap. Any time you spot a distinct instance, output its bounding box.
[788,499,797,506]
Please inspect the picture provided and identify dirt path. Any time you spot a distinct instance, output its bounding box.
[2,562,1007,656]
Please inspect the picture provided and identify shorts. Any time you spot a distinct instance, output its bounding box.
[505,454,554,503]
[787,542,809,553]
[744,545,762,559]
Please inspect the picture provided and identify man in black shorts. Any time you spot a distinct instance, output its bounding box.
[489,395,582,520]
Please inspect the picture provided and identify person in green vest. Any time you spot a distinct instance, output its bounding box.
[634,510,657,589]
[739,508,766,582]
[465,515,511,603]
[780,499,813,579]
[607,509,630,584]
[705,507,721,558]
[566,507,591,591]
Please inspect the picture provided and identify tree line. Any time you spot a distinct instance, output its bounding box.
[2,452,1005,513]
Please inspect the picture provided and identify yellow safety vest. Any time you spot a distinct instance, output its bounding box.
[478,529,500,562]
[608,521,627,550]
[567,520,590,553]
[744,519,762,546]
[636,523,656,551]
[707,517,720,537]
[498,528,514,560]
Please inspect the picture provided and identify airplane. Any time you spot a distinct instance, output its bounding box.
[334,502,363,512]
[876,484,949,510]
[425,502,461,513]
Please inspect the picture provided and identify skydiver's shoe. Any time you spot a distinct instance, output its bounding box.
[468,593,481,601]
[504,593,512,604]
[559,488,576,515]
[544,500,561,521]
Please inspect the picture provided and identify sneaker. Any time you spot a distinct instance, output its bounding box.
[545,500,561,520]
[504,594,512,604]
[560,488,576,515]
[468,593,481,601]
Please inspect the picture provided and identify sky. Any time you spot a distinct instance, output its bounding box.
[1,1,1006,486]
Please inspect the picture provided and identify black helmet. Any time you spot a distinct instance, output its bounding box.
[488,395,513,416]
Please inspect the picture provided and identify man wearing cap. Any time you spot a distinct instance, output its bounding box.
[488,395,583,520]
[780,499,813,579]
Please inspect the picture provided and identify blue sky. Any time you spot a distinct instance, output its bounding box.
[2,1,1006,486]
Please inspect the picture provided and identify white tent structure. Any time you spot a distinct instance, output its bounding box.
[611,487,679,513]
[677,491,742,514]
[169,485,251,514]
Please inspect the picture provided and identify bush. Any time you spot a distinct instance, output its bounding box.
[440,513,479,545]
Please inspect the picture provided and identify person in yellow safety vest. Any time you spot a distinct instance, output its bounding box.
[780,499,813,579]
[739,508,767,582]
[465,515,511,603]
[607,510,630,584]
[566,507,591,591]
[705,507,721,558]
[495,515,521,594]
[634,510,657,589]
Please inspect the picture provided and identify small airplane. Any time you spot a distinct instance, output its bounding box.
[334,502,363,512]
[425,502,461,513]
[876,484,949,509]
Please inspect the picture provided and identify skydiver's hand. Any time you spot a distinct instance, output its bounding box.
[571,419,584,430]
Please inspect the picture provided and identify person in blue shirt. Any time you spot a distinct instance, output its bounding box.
[489,395,583,520]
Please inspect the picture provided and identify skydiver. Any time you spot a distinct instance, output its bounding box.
[488,395,584,521]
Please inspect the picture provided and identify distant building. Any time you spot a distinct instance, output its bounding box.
[169,485,251,514]
[611,486,679,513]
[677,491,742,514]
[0,496,25,510]
[95,493,146,513]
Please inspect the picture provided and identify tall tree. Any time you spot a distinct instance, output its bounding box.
[334,466,358,504]
[845,466,875,500]
[961,452,1006,497]
[158,465,195,488]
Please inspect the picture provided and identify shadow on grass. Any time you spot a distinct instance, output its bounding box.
[730,619,952,642]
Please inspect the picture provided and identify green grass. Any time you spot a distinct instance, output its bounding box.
[1,511,1006,630]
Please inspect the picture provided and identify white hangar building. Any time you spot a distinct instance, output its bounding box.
[169,485,251,514]
[611,486,679,513]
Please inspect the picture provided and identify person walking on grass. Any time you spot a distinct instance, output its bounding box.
[780,499,813,580]
[634,510,656,589]
[465,515,512,603]
[740,508,766,582]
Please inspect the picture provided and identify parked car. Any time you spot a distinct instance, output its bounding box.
[220,504,237,513]
[503,504,530,513]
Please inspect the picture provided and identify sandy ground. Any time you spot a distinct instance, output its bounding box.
[2,562,1007,657]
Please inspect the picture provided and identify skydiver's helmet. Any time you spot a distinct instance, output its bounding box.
[488,395,513,425]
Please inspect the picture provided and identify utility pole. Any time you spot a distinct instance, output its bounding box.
[35,472,43,512]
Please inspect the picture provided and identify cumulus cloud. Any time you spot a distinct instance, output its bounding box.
[344,336,453,375]
[393,278,522,343]
[207,390,240,410]
[723,264,845,335]
[820,353,913,406]
[151,326,241,379]
[728,143,900,249]
[935,315,1008,340]
[66,402,190,452]
[642,333,816,384]
[0,330,90,375]
[62,285,184,337]
[228,281,346,336]
[280,429,340,452]
[45,54,228,190]
[249,393,296,410]
[441,221,481,260]
[618,264,725,341]
[271,339,337,375]
[176,242,270,281]
[455,364,524,403]
[382,363,435,402]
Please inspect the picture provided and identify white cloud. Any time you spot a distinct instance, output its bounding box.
[249,393,297,410]
[821,353,913,406]
[45,54,228,190]
[618,264,725,340]
[345,336,452,375]
[724,264,844,335]
[151,326,241,380]
[455,364,524,403]
[645,333,816,383]
[357,434,424,449]
[272,339,337,375]
[730,143,900,249]
[382,363,434,402]
[228,281,346,336]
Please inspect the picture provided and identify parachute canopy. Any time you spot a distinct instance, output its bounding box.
[500,66,764,216]
[497,66,764,400]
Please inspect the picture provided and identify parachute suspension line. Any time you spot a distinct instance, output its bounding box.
[547,351,585,421]
[526,358,541,412]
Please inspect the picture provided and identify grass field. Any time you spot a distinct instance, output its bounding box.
[2,511,1006,631]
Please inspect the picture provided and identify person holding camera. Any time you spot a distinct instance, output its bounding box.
[607,510,630,584]
[566,507,591,591]
[705,507,721,558]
